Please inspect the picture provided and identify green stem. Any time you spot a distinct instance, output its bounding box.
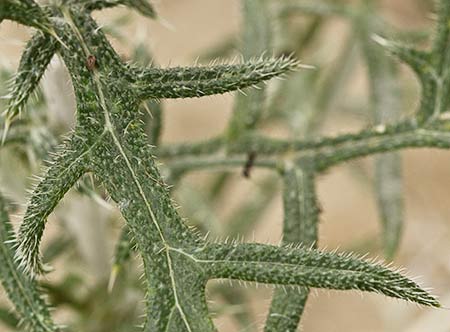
[265,163,319,332]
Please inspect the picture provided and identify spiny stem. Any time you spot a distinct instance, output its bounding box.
[227,0,272,142]
[265,163,319,332]
[0,192,60,332]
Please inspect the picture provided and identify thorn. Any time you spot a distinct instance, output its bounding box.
[156,15,175,32]
[108,265,120,293]
[298,63,316,70]
[46,27,68,50]
[371,34,390,47]
[1,116,11,145]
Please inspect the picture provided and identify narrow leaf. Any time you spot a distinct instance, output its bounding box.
[81,0,156,18]
[360,7,404,259]
[432,0,450,118]
[432,0,450,73]
[134,57,300,100]
[373,36,438,122]
[202,243,440,307]
[0,192,59,331]
[227,0,272,141]
[0,0,51,30]
[374,154,403,259]
[373,36,433,79]
[279,1,352,18]
[265,164,319,332]
[16,138,88,276]
[3,32,58,126]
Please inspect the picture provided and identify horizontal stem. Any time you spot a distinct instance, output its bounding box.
[279,1,353,18]
[156,137,224,158]
[232,120,450,172]
[233,121,416,155]
[133,57,299,100]
[79,0,156,18]
[168,156,278,175]
[196,243,440,307]
[158,120,450,176]
[0,0,51,30]
[311,126,450,171]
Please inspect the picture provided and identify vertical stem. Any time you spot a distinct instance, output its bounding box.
[227,0,272,143]
[359,0,404,259]
[374,154,403,258]
[264,162,319,332]
[0,192,59,332]
[432,0,450,73]
[433,0,450,116]
[132,43,164,146]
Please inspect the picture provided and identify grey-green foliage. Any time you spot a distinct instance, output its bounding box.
[0,0,447,331]
[358,0,404,260]
[0,193,57,332]
[265,163,319,332]
[227,0,272,142]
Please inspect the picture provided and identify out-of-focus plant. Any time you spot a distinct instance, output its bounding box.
[0,0,448,331]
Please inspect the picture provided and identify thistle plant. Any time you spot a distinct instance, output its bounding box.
[0,0,448,331]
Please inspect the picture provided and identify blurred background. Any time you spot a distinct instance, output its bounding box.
[1,0,450,331]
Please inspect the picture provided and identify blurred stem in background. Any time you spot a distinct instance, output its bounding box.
[358,0,404,260]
